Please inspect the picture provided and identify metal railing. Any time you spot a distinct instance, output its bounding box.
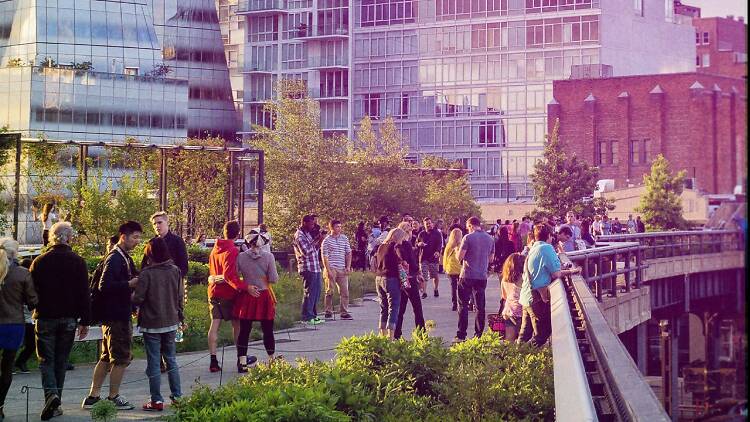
[553,254,671,421]
[597,230,743,260]
[238,0,287,12]
[552,230,744,420]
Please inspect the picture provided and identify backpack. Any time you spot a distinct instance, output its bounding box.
[89,251,114,325]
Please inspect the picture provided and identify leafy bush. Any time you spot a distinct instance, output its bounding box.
[187,261,209,285]
[90,398,118,421]
[173,332,554,421]
[187,244,210,263]
[85,256,102,274]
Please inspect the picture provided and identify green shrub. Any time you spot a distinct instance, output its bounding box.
[187,261,209,284]
[173,332,554,421]
[187,244,210,263]
[90,398,118,421]
[84,256,102,274]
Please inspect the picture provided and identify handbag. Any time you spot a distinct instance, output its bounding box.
[488,313,505,333]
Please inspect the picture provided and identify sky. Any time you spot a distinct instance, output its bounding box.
[681,0,748,20]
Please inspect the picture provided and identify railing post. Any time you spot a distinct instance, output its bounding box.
[610,253,617,298]
[624,250,631,292]
[635,248,642,289]
[597,254,603,301]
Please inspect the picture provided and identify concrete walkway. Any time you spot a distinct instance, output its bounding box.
[3,274,503,421]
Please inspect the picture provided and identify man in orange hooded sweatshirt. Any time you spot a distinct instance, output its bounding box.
[207,221,259,372]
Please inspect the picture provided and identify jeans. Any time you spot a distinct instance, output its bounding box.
[300,271,322,321]
[35,318,77,401]
[375,276,401,331]
[517,290,552,347]
[394,277,425,339]
[456,278,487,340]
[143,331,181,403]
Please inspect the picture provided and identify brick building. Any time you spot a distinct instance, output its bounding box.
[673,1,701,19]
[549,72,747,195]
[692,15,747,79]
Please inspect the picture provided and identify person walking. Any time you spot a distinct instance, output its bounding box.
[29,222,90,420]
[393,222,425,340]
[493,226,515,281]
[12,258,34,375]
[206,221,252,373]
[442,228,462,312]
[355,222,368,271]
[234,230,279,366]
[39,203,57,247]
[0,239,38,421]
[374,228,408,339]
[131,237,184,411]
[293,215,326,326]
[321,220,353,320]
[500,253,524,342]
[517,224,581,347]
[455,217,495,343]
[82,221,141,411]
[627,215,637,234]
[636,216,646,233]
[416,217,443,299]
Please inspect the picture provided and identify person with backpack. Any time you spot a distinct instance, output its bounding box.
[29,223,90,420]
[82,221,141,411]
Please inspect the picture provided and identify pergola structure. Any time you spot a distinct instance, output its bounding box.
[0,133,264,241]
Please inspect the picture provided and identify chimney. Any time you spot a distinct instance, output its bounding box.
[726,15,734,20]
[739,16,745,23]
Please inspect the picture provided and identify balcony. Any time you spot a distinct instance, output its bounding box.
[300,26,349,41]
[308,87,348,101]
[305,56,348,70]
[242,64,277,74]
[237,0,288,16]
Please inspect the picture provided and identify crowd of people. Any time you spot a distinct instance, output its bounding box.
[0,212,189,420]
[0,206,639,420]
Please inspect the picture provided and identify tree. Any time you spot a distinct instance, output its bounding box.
[531,119,599,218]
[635,154,687,231]
[250,80,482,248]
[68,172,156,254]
[580,196,616,220]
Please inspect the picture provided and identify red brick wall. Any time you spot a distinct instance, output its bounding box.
[693,17,747,78]
[551,73,747,195]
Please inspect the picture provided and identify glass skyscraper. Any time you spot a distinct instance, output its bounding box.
[238,0,695,199]
[153,0,239,141]
[0,0,189,143]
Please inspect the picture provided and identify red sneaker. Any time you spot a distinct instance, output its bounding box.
[143,401,164,411]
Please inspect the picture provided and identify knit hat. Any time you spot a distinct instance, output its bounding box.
[245,227,270,248]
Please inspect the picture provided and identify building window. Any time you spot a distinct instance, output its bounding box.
[479,121,498,146]
[696,55,701,66]
[634,0,643,16]
[702,53,710,67]
[642,139,651,164]
[596,140,607,166]
[629,140,641,164]
[702,31,709,44]
[124,67,139,76]
[611,141,618,165]
[364,93,381,118]
[695,31,700,44]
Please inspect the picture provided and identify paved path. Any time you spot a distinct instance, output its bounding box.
[3,274,503,421]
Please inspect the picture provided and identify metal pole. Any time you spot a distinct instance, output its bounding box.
[78,144,88,208]
[506,167,510,203]
[257,152,264,225]
[238,157,245,231]
[159,149,168,211]
[227,151,235,222]
[12,133,21,240]
[660,319,676,420]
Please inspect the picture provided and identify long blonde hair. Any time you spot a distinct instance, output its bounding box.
[0,238,18,283]
[383,228,408,245]
[445,228,463,253]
